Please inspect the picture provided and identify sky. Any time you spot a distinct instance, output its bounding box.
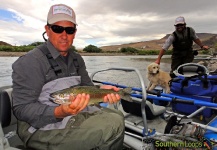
[0,0,217,49]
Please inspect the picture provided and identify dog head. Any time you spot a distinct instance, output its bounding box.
[147,62,160,74]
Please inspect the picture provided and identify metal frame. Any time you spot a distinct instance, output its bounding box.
[90,67,149,134]
[90,67,156,149]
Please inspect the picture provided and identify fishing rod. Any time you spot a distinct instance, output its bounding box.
[93,79,206,100]
[92,80,142,92]
[193,47,214,55]
[93,80,217,108]
[194,47,217,60]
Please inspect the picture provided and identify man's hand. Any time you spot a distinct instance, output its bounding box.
[155,59,160,65]
[54,93,90,118]
[100,85,121,104]
[201,45,209,50]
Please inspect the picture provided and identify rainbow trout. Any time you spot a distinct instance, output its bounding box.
[50,85,133,105]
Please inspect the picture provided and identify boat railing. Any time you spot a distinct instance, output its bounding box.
[90,67,149,135]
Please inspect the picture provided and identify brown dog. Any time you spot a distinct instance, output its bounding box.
[146,62,171,93]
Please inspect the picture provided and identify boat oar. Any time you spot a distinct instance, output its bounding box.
[93,80,166,95]
[93,80,184,98]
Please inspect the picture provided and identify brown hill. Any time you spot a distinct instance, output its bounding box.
[0,41,12,46]
[100,33,217,51]
[1,33,216,51]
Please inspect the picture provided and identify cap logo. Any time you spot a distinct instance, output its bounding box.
[52,5,72,17]
[176,18,183,21]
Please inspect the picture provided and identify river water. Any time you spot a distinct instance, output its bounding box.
[0,55,171,88]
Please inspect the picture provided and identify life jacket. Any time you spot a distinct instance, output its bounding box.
[172,27,193,53]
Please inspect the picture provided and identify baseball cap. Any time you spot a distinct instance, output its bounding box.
[47,4,77,25]
[174,16,185,25]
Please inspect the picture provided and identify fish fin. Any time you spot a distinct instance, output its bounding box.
[121,95,133,102]
[49,93,54,98]
[122,87,132,94]
[121,87,133,102]
[70,85,80,88]
[88,100,99,105]
[49,97,56,103]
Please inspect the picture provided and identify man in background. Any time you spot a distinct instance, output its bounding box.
[155,16,209,77]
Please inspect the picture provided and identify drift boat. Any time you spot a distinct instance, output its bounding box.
[1,64,217,150]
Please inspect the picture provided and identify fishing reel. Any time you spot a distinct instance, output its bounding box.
[193,50,198,56]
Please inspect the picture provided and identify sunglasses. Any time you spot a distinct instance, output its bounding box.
[175,24,185,27]
[48,24,76,34]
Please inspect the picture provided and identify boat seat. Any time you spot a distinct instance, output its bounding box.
[0,88,16,128]
[121,97,166,120]
[0,87,24,148]
[173,63,209,77]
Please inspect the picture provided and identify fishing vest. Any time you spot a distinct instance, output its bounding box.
[27,46,100,133]
[37,44,79,78]
[172,27,193,54]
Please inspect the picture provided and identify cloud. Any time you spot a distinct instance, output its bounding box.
[0,0,217,48]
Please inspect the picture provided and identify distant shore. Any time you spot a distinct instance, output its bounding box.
[0,51,130,57]
[0,51,27,57]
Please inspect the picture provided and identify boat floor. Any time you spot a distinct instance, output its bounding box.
[114,102,215,134]
[113,103,168,134]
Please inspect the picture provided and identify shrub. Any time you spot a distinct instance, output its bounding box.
[201,50,209,55]
[28,42,44,46]
[0,46,14,52]
[70,45,77,52]
[83,45,102,53]
[120,47,138,54]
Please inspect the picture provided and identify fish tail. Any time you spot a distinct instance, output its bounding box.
[120,87,133,102]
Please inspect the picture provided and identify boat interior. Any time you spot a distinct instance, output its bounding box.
[1,64,217,150]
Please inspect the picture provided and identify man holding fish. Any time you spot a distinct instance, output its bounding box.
[12,4,129,150]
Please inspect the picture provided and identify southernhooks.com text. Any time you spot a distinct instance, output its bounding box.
[155,141,207,148]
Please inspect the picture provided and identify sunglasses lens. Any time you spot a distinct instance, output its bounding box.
[175,24,184,27]
[65,27,76,34]
[50,25,76,34]
[51,25,64,33]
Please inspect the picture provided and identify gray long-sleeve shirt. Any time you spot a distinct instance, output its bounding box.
[12,40,93,128]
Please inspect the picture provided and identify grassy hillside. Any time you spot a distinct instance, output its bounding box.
[100,33,217,51]
[1,33,216,53]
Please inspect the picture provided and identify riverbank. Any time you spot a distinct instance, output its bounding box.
[0,51,130,57]
[0,51,27,57]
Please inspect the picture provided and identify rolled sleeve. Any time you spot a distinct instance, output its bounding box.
[190,27,198,40]
[162,35,174,50]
